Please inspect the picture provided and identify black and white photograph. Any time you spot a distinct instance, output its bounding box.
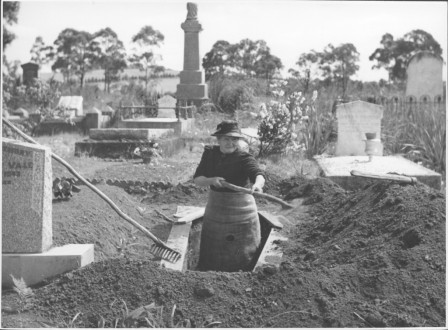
[1,0,446,328]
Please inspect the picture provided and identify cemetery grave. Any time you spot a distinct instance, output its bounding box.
[1,136,445,327]
[2,2,445,328]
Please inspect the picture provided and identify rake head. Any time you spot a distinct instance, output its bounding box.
[149,243,182,263]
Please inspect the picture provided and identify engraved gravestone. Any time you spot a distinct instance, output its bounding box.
[2,138,52,253]
[335,101,383,156]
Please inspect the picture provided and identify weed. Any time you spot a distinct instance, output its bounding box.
[109,299,164,328]
[382,102,446,177]
[10,275,34,312]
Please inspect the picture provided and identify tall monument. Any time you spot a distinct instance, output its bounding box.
[176,3,208,107]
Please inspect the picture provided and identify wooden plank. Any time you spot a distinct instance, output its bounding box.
[160,222,192,272]
[258,211,284,229]
[253,229,287,272]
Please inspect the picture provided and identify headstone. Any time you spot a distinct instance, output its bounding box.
[158,95,177,108]
[57,96,84,117]
[2,138,53,253]
[12,107,29,119]
[21,62,39,85]
[335,100,383,156]
[405,51,444,101]
[176,2,208,107]
[85,107,102,130]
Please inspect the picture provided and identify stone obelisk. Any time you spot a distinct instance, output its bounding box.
[176,3,208,107]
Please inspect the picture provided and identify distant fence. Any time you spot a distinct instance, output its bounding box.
[360,94,445,113]
[119,102,196,121]
[119,105,159,119]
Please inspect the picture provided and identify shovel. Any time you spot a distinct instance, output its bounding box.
[220,181,294,209]
[2,117,181,263]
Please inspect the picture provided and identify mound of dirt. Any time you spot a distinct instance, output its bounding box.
[51,183,180,262]
[282,179,446,327]
[1,177,445,328]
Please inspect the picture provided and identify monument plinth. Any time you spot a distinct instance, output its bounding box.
[176,3,208,107]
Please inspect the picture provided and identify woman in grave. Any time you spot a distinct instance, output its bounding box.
[193,120,265,272]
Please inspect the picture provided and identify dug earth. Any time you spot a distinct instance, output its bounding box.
[1,158,445,328]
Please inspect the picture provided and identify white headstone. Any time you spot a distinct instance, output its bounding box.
[335,101,383,156]
[158,95,177,108]
[406,51,444,101]
[2,138,53,253]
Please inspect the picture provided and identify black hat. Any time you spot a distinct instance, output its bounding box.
[211,120,244,138]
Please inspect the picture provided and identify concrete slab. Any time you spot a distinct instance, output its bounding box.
[89,128,164,141]
[118,118,195,135]
[160,223,192,272]
[253,229,287,272]
[2,244,94,288]
[316,155,442,190]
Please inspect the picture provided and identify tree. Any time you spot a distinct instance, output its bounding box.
[202,40,233,80]
[30,36,54,66]
[91,27,127,92]
[319,43,359,97]
[288,52,320,93]
[202,38,283,81]
[51,28,96,88]
[289,43,359,97]
[369,29,443,83]
[3,1,20,50]
[129,25,165,95]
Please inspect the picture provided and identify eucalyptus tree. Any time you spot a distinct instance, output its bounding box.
[3,1,20,50]
[369,29,443,83]
[30,36,54,67]
[91,27,127,92]
[51,28,97,87]
[202,38,282,81]
[290,43,359,97]
[128,25,165,94]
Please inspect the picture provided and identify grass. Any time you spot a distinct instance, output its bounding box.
[382,102,446,177]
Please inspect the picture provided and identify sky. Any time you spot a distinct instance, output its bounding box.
[3,0,448,82]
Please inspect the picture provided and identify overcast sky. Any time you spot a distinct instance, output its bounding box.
[4,0,447,81]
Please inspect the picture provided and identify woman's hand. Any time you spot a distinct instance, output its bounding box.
[251,183,263,194]
[250,175,265,194]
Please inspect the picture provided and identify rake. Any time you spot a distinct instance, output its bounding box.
[2,117,181,263]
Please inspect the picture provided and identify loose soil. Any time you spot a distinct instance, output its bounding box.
[1,152,446,328]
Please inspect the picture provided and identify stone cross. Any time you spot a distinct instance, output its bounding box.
[2,138,53,253]
[335,100,383,156]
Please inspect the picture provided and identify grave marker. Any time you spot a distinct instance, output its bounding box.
[335,100,383,156]
[2,138,52,253]
[176,2,208,107]
[406,51,444,101]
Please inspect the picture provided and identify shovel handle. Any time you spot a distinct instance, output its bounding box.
[220,181,293,209]
[350,170,417,184]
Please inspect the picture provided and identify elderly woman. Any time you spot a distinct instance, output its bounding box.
[193,120,265,272]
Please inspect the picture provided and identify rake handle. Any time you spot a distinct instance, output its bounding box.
[220,181,293,209]
[350,170,418,184]
[2,117,173,251]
